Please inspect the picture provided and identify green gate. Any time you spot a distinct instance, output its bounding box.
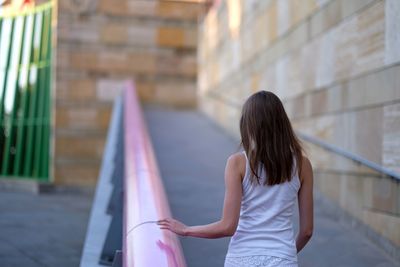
[0,1,54,181]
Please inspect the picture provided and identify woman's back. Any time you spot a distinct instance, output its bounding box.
[226,151,300,263]
[158,91,312,267]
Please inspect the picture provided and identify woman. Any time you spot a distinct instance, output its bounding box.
[158,91,313,267]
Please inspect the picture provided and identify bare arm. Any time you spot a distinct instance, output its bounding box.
[157,153,244,238]
[296,156,314,253]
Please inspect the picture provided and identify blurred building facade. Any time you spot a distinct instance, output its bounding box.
[2,0,398,257]
[198,0,400,250]
[55,0,203,186]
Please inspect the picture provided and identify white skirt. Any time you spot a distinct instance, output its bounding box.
[224,255,298,267]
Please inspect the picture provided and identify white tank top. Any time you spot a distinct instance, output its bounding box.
[226,151,300,262]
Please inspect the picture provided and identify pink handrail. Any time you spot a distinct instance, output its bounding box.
[123,81,186,267]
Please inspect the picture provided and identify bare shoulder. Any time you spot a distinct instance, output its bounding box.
[227,152,246,168]
[299,155,313,184]
[226,152,246,180]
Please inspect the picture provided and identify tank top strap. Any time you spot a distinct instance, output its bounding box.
[241,151,250,186]
[241,151,248,173]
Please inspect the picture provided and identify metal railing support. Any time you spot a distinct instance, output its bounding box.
[80,95,123,267]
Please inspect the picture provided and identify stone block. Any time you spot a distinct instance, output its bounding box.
[100,24,128,45]
[363,175,374,210]
[330,111,355,154]
[101,0,203,21]
[285,52,305,99]
[153,81,197,108]
[333,15,357,82]
[315,29,335,88]
[301,139,335,171]
[240,25,253,63]
[136,82,156,102]
[370,177,399,215]
[298,39,317,91]
[157,1,201,21]
[286,21,309,53]
[354,0,384,75]
[217,6,229,42]
[289,0,318,27]
[315,171,341,202]
[184,28,198,48]
[398,182,400,215]
[54,161,100,186]
[340,0,376,20]
[266,1,278,43]
[385,0,400,65]
[57,0,98,15]
[204,9,219,51]
[156,52,197,77]
[352,106,383,164]
[250,72,262,93]
[157,27,184,47]
[126,52,157,74]
[383,103,400,173]
[326,84,344,113]
[55,134,106,159]
[277,0,290,36]
[127,24,156,47]
[98,0,156,18]
[55,105,112,131]
[56,79,96,102]
[55,70,88,83]
[289,93,307,119]
[58,16,100,43]
[333,1,384,82]
[254,10,269,51]
[340,174,365,220]
[310,0,341,38]
[310,89,328,116]
[56,50,70,69]
[362,208,400,247]
[346,65,400,111]
[305,136,381,175]
[69,51,98,71]
[69,51,157,75]
[96,79,125,102]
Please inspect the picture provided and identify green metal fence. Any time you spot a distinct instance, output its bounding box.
[0,1,53,181]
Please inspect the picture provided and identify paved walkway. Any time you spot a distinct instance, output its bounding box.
[0,190,92,267]
[144,105,400,267]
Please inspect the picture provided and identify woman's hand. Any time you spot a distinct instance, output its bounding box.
[156,154,243,239]
[157,218,188,236]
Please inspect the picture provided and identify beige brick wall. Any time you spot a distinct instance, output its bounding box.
[198,0,400,247]
[55,0,204,186]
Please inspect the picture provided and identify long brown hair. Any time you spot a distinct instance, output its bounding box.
[240,91,303,186]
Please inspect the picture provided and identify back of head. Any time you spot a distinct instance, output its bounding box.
[240,91,303,186]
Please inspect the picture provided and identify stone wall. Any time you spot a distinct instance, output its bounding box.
[198,0,400,250]
[55,0,203,186]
